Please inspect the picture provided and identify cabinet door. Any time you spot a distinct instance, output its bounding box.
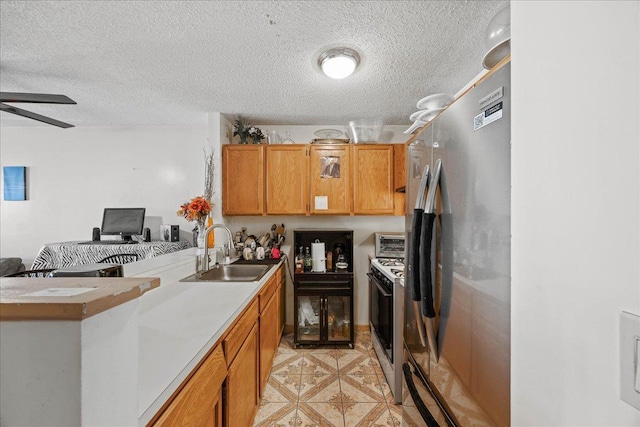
[309,145,351,214]
[259,292,279,393]
[278,268,286,335]
[393,144,406,216]
[295,294,322,344]
[153,345,226,427]
[222,145,264,215]
[352,145,394,214]
[326,294,352,343]
[265,145,309,214]
[226,324,259,427]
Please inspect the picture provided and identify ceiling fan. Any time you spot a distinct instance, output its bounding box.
[0,92,76,128]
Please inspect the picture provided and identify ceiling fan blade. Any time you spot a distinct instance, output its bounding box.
[0,92,76,105]
[0,103,74,128]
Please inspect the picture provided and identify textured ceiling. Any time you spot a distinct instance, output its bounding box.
[0,0,508,128]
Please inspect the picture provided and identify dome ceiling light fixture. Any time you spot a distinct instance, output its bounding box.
[318,47,360,79]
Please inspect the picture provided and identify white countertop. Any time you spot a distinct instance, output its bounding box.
[125,248,280,426]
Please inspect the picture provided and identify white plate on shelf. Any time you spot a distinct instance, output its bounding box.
[409,110,428,121]
[482,39,510,70]
[403,120,426,134]
[314,128,343,139]
[416,107,446,123]
[416,93,454,111]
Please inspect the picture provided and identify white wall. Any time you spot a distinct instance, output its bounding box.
[512,1,640,425]
[0,125,209,267]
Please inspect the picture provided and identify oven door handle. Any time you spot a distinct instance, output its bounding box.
[367,273,392,297]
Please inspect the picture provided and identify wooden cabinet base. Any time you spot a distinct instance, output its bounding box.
[226,324,260,427]
[152,345,226,427]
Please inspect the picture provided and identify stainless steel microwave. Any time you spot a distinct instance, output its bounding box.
[374,232,405,258]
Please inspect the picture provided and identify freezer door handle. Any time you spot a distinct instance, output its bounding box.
[408,165,430,348]
[420,159,442,361]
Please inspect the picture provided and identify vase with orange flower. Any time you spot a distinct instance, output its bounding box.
[177,195,212,248]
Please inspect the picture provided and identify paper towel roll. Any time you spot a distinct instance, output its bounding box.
[311,239,326,273]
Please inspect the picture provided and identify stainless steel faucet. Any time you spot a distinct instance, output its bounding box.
[202,224,235,272]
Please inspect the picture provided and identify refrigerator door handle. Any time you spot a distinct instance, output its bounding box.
[409,165,430,348]
[420,159,442,361]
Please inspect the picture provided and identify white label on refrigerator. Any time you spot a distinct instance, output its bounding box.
[474,101,503,131]
[314,196,328,210]
[479,86,504,109]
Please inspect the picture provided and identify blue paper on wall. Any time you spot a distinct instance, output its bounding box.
[3,166,26,201]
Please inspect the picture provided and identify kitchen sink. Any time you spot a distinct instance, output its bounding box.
[180,264,271,283]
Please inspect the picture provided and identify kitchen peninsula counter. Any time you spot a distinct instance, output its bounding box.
[0,248,285,427]
[0,276,160,320]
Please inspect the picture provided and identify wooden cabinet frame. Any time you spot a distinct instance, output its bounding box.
[153,345,226,427]
[222,143,406,216]
[150,263,286,427]
[265,145,309,214]
[222,145,264,215]
[352,144,395,214]
[293,274,354,348]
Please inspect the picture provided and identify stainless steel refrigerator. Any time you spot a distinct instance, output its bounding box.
[402,62,510,426]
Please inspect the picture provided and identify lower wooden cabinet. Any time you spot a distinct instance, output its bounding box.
[226,323,259,427]
[259,292,279,392]
[153,345,226,427]
[151,264,286,427]
[278,265,286,335]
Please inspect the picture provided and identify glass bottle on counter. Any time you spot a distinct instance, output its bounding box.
[295,246,304,273]
[303,247,312,272]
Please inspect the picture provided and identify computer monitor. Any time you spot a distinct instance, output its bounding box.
[101,208,146,241]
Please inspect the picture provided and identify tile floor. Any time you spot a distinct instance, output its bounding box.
[253,331,403,427]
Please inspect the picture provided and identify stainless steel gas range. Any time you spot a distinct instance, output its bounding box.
[368,257,404,404]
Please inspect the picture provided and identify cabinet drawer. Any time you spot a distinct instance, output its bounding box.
[224,298,258,366]
[153,345,226,426]
[258,275,278,312]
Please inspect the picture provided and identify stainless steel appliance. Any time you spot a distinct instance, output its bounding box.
[374,232,406,258]
[369,255,404,404]
[403,62,511,426]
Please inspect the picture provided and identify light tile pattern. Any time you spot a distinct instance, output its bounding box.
[253,331,403,427]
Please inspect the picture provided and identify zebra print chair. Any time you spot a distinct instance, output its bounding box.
[97,253,139,265]
[5,268,56,278]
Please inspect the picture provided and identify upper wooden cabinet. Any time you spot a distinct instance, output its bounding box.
[222,145,264,216]
[352,144,395,215]
[393,144,406,216]
[309,145,351,214]
[265,145,309,215]
[222,143,405,216]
